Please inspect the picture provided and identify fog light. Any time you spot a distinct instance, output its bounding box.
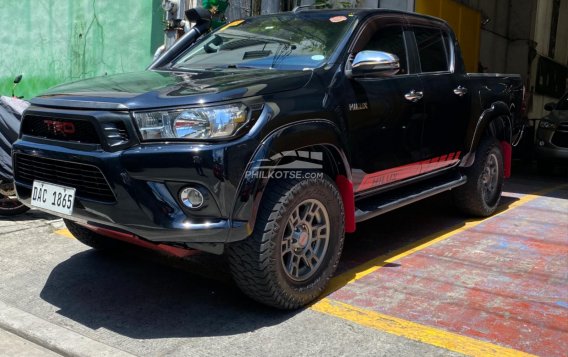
[180,187,204,209]
[539,140,545,147]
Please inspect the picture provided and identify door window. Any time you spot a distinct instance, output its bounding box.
[413,27,450,73]
[362,26,409,75]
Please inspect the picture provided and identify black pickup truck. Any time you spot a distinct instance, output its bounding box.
[13,8,523,309]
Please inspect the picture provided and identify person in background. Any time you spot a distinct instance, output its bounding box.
[202,0,229,29]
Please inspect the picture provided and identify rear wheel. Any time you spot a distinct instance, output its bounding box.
[227,175,344,309]
[64,219,119,250]
[453,136,504,217]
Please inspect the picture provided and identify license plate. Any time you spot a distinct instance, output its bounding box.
[31,180,76,216]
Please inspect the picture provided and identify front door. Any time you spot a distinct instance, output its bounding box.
[339,22,426,193]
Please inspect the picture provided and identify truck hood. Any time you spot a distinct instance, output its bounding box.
[31,69,313,110]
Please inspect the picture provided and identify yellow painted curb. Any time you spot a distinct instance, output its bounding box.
[54,229,74,239]
[312,299,536,357]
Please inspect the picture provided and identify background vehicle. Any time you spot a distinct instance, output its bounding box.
[0,75,30,216]
[535,92,568,174]
[12,9,523,308]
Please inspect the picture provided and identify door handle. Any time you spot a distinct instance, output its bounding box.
[404,90,423,102]
[453,85,468,96]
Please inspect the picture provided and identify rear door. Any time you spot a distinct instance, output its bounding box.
[409,24,471,170]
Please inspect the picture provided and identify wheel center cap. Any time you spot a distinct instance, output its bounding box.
[298,231,309,248]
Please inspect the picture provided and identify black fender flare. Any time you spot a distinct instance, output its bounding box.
[227,119,351,242]
[461,101,512,167]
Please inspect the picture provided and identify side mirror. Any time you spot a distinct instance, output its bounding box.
[349,51,400,78]
[13,75,22,84]
[544,102,556,111]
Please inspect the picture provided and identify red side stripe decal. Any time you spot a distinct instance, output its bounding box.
[356,151,462,192]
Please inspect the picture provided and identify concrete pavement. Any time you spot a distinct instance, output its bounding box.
[0,329,60,357]
[0,208,461,356]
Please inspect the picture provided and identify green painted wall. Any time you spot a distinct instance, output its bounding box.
[0,0,164,99]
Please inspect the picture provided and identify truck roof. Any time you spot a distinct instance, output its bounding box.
[290,8,449,28]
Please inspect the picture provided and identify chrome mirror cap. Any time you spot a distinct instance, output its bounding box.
[350,51,400,77]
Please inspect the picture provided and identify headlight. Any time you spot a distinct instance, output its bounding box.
[539,120,556,129]
[133,104,248,140]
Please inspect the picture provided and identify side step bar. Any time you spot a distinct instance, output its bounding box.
[355,172,467,223]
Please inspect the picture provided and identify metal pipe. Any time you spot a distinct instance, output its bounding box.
[148,25,207,70]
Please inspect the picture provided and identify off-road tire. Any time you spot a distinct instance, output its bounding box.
[227,175,345,309]
[453,136,504,217]
[0,196,30,216]
[64,219,119,250]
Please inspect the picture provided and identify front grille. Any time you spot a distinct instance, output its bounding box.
[101,121,129,147]
[14,154,115,202]
[21,115,100,144]
[551,122,568,148]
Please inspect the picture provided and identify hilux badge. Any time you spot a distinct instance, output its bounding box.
[349,102,368,111]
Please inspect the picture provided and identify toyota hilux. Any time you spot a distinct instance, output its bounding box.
[13,8,524,309]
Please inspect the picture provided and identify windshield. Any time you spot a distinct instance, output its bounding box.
[171,12,356,71]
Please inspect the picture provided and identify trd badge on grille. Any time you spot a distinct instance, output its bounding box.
[43,120,76,135]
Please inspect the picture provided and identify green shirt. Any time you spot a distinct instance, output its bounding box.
[202,0,229,28]
[202,0,229,13]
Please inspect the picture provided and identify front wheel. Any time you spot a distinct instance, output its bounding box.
[0,194,30,216]
[453,137,504,217]
[227,175,345,309]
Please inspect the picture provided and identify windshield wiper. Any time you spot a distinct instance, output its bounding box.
[271,43,296,69]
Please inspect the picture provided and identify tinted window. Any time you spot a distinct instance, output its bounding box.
[414,27,450,72]
[363,26,408,74]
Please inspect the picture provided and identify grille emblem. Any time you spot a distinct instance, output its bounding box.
[43,120,76,136]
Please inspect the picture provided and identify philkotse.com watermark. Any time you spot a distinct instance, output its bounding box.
[245,150,325,179]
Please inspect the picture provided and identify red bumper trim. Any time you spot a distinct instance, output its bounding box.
[78,223,199,258]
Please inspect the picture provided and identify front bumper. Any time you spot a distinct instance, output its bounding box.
[535,127,568,161]
[13,138,254,247]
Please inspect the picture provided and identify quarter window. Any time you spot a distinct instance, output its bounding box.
[413,27,450,73]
